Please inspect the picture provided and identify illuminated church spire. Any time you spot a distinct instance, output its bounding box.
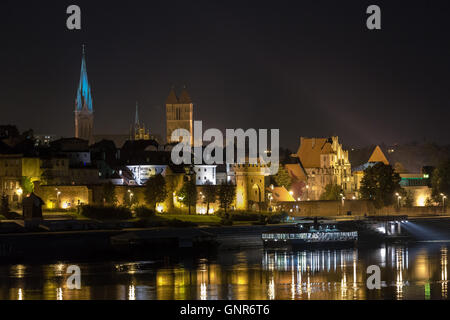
[135,102,140,127]
[132,102,150,141]
[74,45,94,143]
[75,45,93,112]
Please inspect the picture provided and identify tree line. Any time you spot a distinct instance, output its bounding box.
[100,174,236,215]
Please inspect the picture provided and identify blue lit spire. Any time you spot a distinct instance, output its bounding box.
[135,102,139,126]
[75,45,93,112]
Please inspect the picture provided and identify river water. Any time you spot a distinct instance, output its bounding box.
[0,242,448,300]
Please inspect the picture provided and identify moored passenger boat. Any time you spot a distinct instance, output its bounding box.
[262,219,358,248]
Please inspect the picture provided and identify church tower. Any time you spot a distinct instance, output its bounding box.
[165,86,193,145]
[131,102,150,140]
[74,46,94,144]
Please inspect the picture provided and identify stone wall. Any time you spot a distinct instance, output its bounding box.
[282,200,448,217]
[35,184,91,209]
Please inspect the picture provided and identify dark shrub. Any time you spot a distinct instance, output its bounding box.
[230,213,260,222]
[220,217,233,226]
[267,212,289,224]
[165,219,198,228]
[1,195,9,216]
[81,205,132,220]
[252,214,267,225]
[135,206,155,218]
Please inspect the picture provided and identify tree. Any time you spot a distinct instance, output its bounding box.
[274,165,292,190]
[178,178,197,215]
[21,176,34,195]
[102,182,118,206]
[431,159,450,201]
[1,195,9,216]
[40,170,53,185]
[144,174,167,211]
[203,181,217,215]
[122,190,138,208]
[165,173,184,211]
[425,197,436,207]
[319,184,343,201]
[402,190,414,208]
[218,182,236,215]
[359,163,402,209]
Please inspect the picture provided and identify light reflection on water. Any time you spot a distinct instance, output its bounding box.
[0,243,449,300]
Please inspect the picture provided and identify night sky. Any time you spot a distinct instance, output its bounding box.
[1,0,449,150]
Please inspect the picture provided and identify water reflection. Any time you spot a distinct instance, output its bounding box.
[441,247,448,299]
[0,243,449,300]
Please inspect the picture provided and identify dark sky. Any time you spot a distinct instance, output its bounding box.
[1,0,449,150]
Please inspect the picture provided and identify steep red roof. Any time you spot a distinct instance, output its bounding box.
[296,137,333,168]
[179,87,192,103]
[166,87,179,104]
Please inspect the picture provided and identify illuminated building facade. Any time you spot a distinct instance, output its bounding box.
[0,155,40,205]
[126,165,167,185]
[353,146,432,206]
[194,165,216,185]
[233,160,270,211]
[295,136,353,200]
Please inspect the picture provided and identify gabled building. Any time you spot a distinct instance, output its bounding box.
[0,154,40,206]
[295,136,353,200]
[352,145,431,206]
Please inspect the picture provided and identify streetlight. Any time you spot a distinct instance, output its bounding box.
[395,193,401,209]
[57,191,61,208]
[127,189,133,203]
[16,188,23,207]
[441,193,447,213]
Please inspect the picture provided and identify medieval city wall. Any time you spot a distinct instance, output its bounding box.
[285,200,447,217]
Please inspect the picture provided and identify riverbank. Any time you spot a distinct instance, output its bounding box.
[0,223,295,262]
[2,215,450,263]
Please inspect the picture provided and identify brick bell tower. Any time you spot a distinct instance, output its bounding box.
[165,85,193,145]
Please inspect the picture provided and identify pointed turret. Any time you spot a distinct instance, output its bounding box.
[166,86,179,104]
[179,85,192,103]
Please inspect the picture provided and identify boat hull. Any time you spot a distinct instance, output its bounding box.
[263,239,357,249]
